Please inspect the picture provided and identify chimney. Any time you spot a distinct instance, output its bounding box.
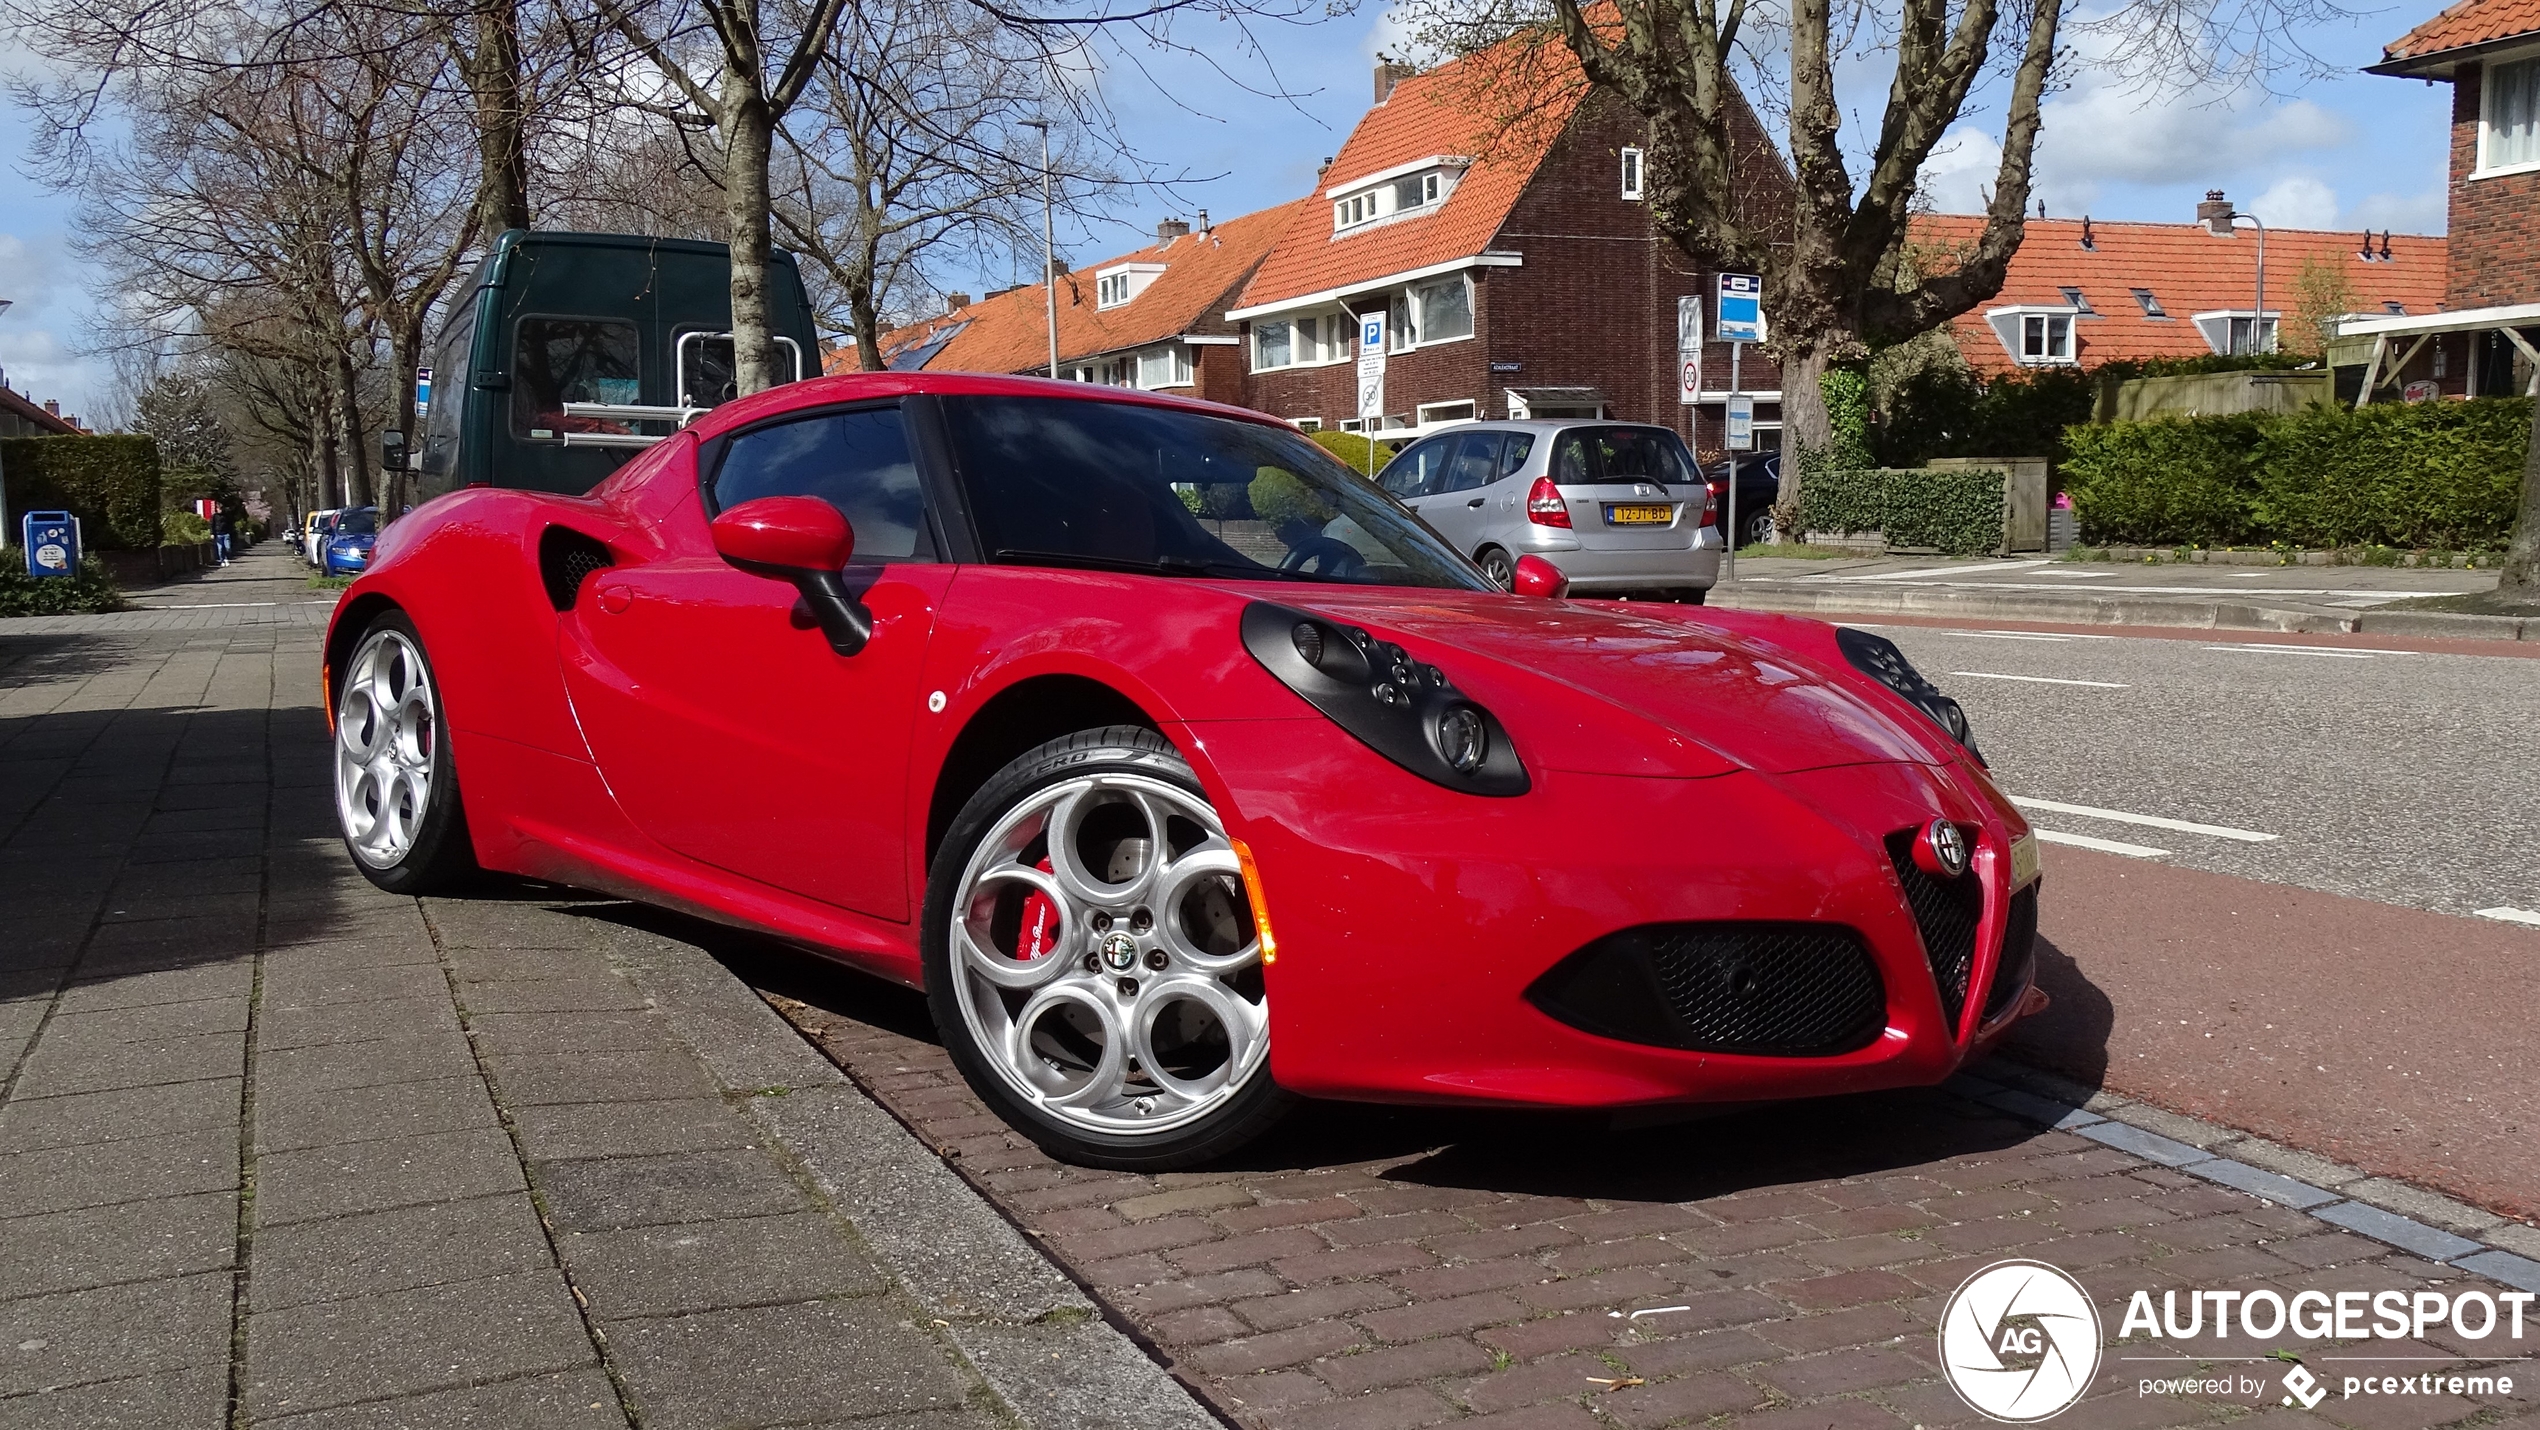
[1196,209,1210,234]
[1316,156,1334,180]
[946,292,972,311]
[1374,60,1415,103]
[43,399,59,417]
[1157,216,1190,243]
[2197,189,2235,236]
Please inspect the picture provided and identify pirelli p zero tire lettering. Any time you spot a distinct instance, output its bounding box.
[332,611,479,894]
[923,725,1292,1170]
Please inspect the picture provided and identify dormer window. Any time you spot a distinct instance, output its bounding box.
[2059,286,2094,315]
[1329,156,1467,233]
[2130,287,2167,318]
[1984,306,2080,365]
[1094,262,1166,310]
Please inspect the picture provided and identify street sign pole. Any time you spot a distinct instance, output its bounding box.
[1725,341,1741,582]
[1713,273,1765,582]
[1356,312,1388,477]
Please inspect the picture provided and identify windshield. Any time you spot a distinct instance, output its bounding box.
[336,509,379,536]
[939,395,1492,590]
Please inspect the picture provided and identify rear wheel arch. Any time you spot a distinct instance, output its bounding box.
[924,675,1162,871]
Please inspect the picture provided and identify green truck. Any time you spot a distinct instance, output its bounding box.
[415,230,820,499]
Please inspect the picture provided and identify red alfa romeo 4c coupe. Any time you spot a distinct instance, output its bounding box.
[326,372,2046,1168]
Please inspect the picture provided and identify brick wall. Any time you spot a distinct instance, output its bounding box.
[1242,294,1494,429]
[2447,63,2540,309]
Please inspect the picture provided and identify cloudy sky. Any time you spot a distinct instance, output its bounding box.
[0,1,2455,423]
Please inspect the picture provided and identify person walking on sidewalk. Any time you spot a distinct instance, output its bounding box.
[211,507,234,566]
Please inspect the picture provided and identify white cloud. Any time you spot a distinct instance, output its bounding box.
[2247,175,2341,229]
[1362,6,1416,65]
[0,232,111,425]
[1917,126,2004,213]
[2346,188,2446,234]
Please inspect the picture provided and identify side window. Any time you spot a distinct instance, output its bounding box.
[1497,433,1535,479]
[1552,433,1595,484]
[710,406,932,562]
[513,317,640,440]
[1378,439,1451,499]
[679,333,739,409]
[1442,433,1502,492]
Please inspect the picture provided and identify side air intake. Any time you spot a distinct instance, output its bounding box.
[538,527,615,612]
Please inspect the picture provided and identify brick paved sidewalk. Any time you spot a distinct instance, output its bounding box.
[0,581,1209,1429]
[744,950,2540,1430]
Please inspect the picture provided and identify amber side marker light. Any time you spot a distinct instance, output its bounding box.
[1228,835,1278,965]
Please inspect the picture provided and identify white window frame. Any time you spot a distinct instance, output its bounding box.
[1251,312,1349,373]
[2476,49,2540,178]
[1330,166,1461,234]
[1983,306,2080,366]
[2188,309,2281,356]
[1132,344,1193,390]
[1415,399,1478,426]
[1292,416,1323,432]
[1252,320,1294,372]
[1093,262,1167,311]
[1620,147,1645,200]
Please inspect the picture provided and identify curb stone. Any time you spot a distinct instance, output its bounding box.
[2354,609,2532,641]
[1963,1057,2540,1289]
[600,929,1223,1430]
[1716,583,2372,636]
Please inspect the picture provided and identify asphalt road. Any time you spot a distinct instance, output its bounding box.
[1865,622,2540,920]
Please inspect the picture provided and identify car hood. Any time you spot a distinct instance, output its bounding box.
[1280,591,1947,779]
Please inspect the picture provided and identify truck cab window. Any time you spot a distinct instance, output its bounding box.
[513,317,640,440]
[680,333,739,409]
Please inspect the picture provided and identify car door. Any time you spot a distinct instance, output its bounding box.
[1377,436,1452,519]
[558,402,947,920]
[1418,432,1506,558]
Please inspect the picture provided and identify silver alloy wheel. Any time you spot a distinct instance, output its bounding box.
[948,772,1268,1137]
[334,628,439,869]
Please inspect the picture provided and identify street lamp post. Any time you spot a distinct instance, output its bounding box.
[0,297,14,545]
[1020,120,1059,379]
[2202,200,2269,353]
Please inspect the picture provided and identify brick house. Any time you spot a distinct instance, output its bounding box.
[1226,48,1792,458]
[1911,212,2445,375]
[0,375,88,438]
[845,202,1303,409]
[2347,0,2540,399]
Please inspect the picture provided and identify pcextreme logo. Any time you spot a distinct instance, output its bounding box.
[1940,1260,2104,1422]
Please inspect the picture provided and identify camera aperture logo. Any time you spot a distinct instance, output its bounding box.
[1941,1260,2103,1422]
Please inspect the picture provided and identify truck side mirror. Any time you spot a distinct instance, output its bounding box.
[709,496,871,656]
[381,429,407,471]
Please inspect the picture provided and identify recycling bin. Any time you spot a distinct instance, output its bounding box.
[22,511,79,578]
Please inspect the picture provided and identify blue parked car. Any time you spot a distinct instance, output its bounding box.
[323,507,379,576]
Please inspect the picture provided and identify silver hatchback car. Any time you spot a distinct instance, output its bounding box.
[1374,420,1722,598]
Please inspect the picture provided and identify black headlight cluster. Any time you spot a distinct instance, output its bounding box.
[1834,626,1985,765]
[1241,601,1529,796]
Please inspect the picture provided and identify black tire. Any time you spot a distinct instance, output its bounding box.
[332,611,480,894]
[1477,547,1515,590]
[1740,508,1776,548]
[923,726,1293,1170]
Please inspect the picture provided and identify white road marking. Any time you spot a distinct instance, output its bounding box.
[2202,643,2416,659]
[2473,907,2540,928]
[1949,671,2130,688]
[2035,829,2170,858]
[2033,569,2119,579]
[1798,577,2455,599]
[2011,797,2278,842]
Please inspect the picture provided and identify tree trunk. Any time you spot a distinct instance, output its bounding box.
[311,390,342,512]
[2501,395,2540,593]
[332,345,373,508]
[463,0,532,236]
[1774,346,1832,541]
[849,274,884,372]
[722,87,782,395]
[386,324,423,520]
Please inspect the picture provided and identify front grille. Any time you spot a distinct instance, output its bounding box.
[1981,884,2040,1022]
[1527,922,1887,1058]
[1886,827,1983,1032]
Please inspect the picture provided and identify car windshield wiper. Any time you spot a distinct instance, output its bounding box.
[992,548,1230,578]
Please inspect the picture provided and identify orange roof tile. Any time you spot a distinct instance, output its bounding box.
[841,201,1305,377]
[1908,216,2447,374]
[1231,40,1591,313]
[2375,0,2540,71]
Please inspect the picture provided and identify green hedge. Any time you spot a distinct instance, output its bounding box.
[1798,466,2007,556]
[2062,399,2530,548]
[0,435,163,550]
[163,510,212,545]
[0,550,125,616]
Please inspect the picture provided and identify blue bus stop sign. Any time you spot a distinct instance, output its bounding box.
[22,511,79,578]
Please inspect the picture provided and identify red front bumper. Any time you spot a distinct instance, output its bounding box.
[1181,717,2039,1108]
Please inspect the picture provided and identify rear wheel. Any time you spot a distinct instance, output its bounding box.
[924,727,1291,1170]
[1477,547,1515,590]
[1740,508,1776,547]
[332,612,478,893]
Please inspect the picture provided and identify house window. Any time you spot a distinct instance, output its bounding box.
[2226,315,2277,354]
[2131,287,2167,318]
[2020,313,2074,363]
[1293,417,1322,432]
[2384,301,2408,315]
[1098,273,1130,308]
[1254,321,1293,371]
[2059,286,2094,314]
[1388,292,1417,351]
[1423,172,1442,203]
[1414,276,1473,343]
[1620,147,1644,200]
[1416,400,1477,426]
[1135,346,1192,389]
[2481,54,2540,172]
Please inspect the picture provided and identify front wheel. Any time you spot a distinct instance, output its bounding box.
[923,727,1291,1170]
[1740,508,1776,548]
[332,612,479,893]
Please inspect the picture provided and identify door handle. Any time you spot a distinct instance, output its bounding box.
[1467,498,1486,508]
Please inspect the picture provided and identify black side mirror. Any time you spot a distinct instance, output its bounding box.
[381,430,407,471]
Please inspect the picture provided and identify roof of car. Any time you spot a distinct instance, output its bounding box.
[686,370,1300,442]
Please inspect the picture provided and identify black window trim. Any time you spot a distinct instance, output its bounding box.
[694,395,957,565]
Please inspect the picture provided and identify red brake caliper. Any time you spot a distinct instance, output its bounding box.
[1017,857,1061,960]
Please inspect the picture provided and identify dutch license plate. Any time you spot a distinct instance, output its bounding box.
[1604,504,1673,525]
[2009,831,2041,889]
